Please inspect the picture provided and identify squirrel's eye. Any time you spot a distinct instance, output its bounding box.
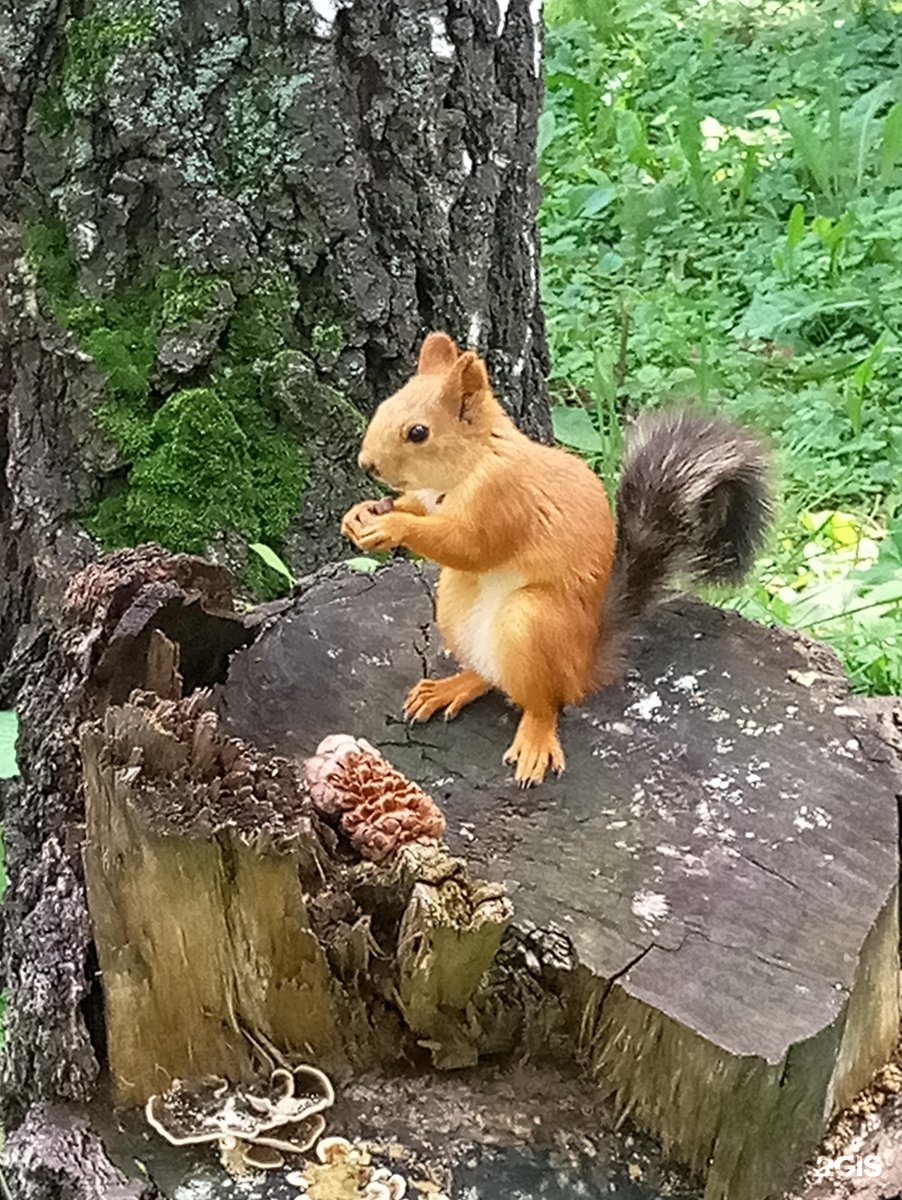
[407,424,429,444]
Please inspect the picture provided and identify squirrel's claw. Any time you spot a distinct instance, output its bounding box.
[503,712,566,787]
[404,672,490,724]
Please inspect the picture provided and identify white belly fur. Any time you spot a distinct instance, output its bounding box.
[413,488,443,514]
[455,570,524,686]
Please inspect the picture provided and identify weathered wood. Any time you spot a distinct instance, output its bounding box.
[79,687,513,1104]
[218,561,901,1200]
[80,695,342,1104]
[0,550,253,1136]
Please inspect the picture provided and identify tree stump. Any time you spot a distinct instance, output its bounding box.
[0,548,256,1198]
[216,561,901,1200]
[79,688,512,1105]
[3,549,900,1200]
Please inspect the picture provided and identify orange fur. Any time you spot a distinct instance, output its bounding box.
[344,332,616,786]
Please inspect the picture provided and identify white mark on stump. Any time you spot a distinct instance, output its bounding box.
[704,774,730,791]
[672,674,699,694]
[632,890,669,926]
[626,691,662,721]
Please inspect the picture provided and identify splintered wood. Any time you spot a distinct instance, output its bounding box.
[80,691,511,1106]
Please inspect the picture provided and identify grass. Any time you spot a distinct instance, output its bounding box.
[541,0,902,693]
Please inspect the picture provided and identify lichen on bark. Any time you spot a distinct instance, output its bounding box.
[2,0,550,654]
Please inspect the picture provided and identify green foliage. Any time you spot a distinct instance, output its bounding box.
[726,511,902,694]
[344,556,382,574]
[248,542,298,592]
[542,0,902,693]
[24,221,308,571]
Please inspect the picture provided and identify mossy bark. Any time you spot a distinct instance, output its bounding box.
[0,0,550,666]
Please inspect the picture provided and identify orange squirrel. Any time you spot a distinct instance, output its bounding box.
[341,332,771,787]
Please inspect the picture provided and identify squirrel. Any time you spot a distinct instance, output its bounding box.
[341,332,771,787]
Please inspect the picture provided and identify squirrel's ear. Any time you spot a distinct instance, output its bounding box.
[442,350,490,421]
[417,332,460,375]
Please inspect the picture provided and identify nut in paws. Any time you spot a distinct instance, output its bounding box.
[353,513,407,551]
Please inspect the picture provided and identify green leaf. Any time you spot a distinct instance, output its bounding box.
[853,331,888,392]
[582,184,617,216]
[880,102,902,181]
[551,405,604,452]
[780,105,834,202]
[0,711,18,780]
[567,183,616,217]
[537,110,557,162]
[344,556,381,573]
[248,542,296,588]
[870,460,898,484]
[787,203,806,249]
[861,579,902,606]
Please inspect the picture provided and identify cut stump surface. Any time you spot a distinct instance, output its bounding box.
[219,562,901,1200]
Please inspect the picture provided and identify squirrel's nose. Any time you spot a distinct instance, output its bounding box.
[358,453,376,475]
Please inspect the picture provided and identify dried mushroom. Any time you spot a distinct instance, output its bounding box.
[304,734,446,862]
[146,1063,334,1172]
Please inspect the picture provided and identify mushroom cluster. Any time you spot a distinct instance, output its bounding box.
[146,1065,333,1173]
[304,735,446,863]
[298,1136,408,1198]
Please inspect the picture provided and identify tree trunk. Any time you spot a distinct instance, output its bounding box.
[0,0,550,670]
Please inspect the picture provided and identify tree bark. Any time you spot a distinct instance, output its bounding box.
[0,548,253,1194]
[0,0,550,670]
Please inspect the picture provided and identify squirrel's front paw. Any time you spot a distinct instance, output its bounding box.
[341,498,394,544]
[353,512,409,552]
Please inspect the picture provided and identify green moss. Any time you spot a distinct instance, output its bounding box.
[23,218,78,319]
[223,273,299,364]
[36,1,156,133]
[65,5,155,93]
[311,321,345,357]
[159,267,225,327]
[25,217,162,408]
[24,217,308,574]
[35,85,70,137]
[88,387,306,554]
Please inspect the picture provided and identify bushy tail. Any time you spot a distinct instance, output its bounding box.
[599,409,772,675]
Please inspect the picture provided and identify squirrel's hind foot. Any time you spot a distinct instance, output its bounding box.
[404,670,491,723]
[503,710,565,787]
